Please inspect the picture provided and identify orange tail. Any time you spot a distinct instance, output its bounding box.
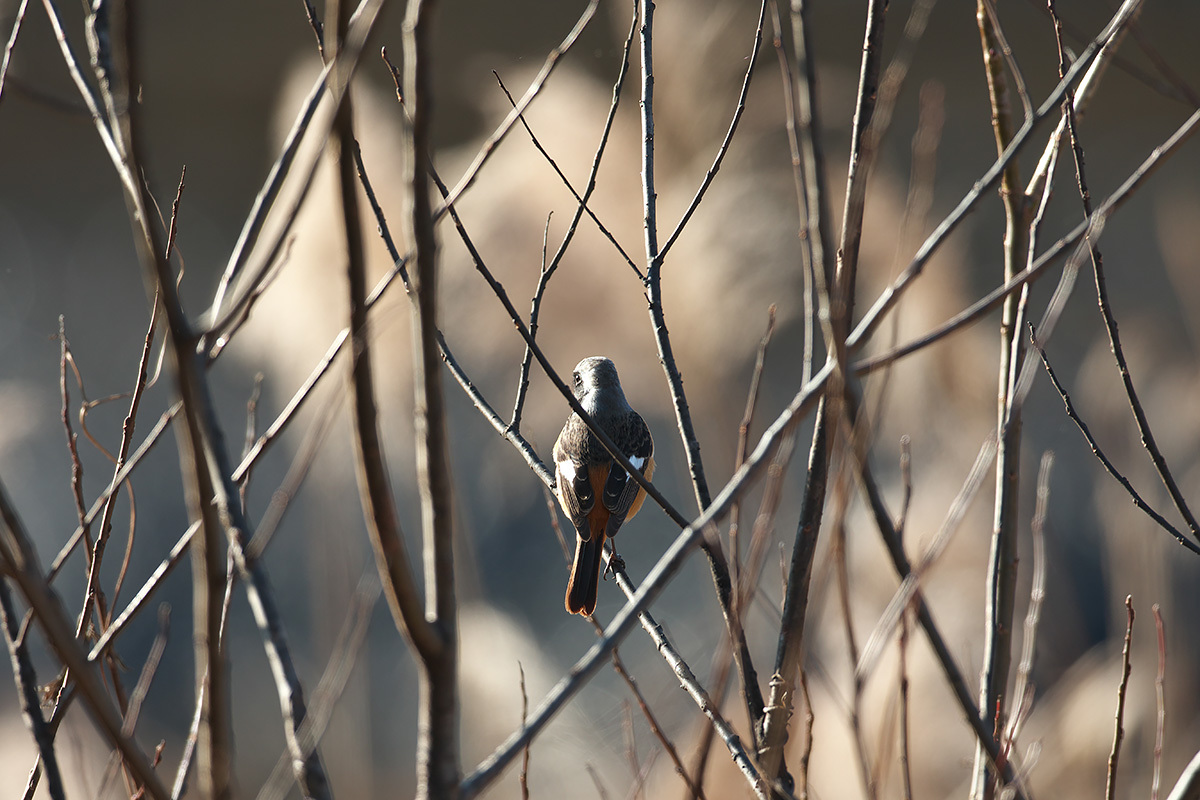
[565,533,606,615]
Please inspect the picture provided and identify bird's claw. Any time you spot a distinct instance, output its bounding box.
[604,553,625,580]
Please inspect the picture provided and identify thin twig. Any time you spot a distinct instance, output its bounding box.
[640,0,768,749]
[767,0,814,384]
[1050,0,1200,546]
[89,522,197,663]
[610,644,706,800]
[1030,326,1200,555]
[857,436,999,682]
[1152,604,1166,800]
[659,0,767,260]
[519,664,531,800]
[972,3,1030,795]
[606,562,768,799]
[850,423,1029,799]
[256,571,381,800]
[97,603,171,798]
[492,73,641,279]
[0,0,31,105]
[623,701,642,800]
[436,0,600,216]
[1026,0,1146,197]
[1005,452,1052,750]
[1106,596,1135,800]
[0,576,66,800]
[897,614,912,800]
[508,212,554,431]
[207,0,382,324]
[730,305,778,611]
[171,552,236,800]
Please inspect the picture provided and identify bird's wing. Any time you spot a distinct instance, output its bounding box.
[554,416,594,534]
[602,412,654,536]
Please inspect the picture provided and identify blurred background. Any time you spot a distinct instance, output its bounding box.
[1,0,1199,797]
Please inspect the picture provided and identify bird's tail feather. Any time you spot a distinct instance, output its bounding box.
[565,534,605,615]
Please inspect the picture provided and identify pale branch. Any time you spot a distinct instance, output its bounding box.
[400,0,461,796]
[846,0,1146,354]
[0,0,31,104]
[852,105,1200,376]
[972,3,1030,795]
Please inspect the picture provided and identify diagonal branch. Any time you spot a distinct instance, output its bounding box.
[852,105,1200,377]
[0,576,65,800]
[0,483,170,800]
[846,0,1146,354]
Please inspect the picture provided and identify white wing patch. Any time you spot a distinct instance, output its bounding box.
[558,459,578,482]
[627,456,645,471]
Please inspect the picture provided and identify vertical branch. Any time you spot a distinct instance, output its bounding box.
[834,0,888,340]
[971,4,1028,797]
[763,2,886,790]
[638,0,767,745]
[1152,605,1166,800]
[80,2,233,794]
[402,0,459,796]
[1106,597,1135,800]
[639,0,712,518]
[329,3,438,662]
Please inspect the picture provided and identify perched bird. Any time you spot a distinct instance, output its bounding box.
[553,357,655,615]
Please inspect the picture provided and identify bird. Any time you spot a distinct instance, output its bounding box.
[553,356,655,616]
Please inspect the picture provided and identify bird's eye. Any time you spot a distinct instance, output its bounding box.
[573,371,582,387]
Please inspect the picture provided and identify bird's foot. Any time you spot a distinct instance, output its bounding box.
[604,553,625,580]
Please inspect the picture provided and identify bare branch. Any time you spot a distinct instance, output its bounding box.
[1153,605,1166,800]
[853,105,1200,377]
[1028,326,1200,555]
[0,576,65,800]
[1106,596,1135,800]
[0,0,31,105]
[400,0,461,795]
[847,0,1147,354]
[659,0,767,260]
[0,483,170,799]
